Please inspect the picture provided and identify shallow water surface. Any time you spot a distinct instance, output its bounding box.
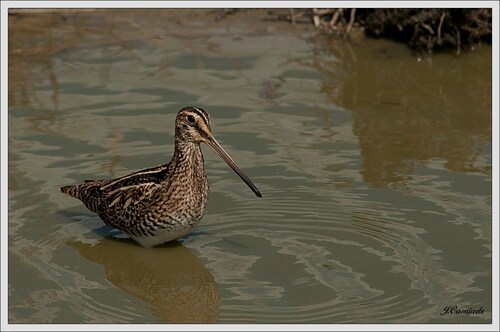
[8,9,492,324]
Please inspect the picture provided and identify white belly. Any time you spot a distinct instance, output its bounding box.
[129,224,195,248]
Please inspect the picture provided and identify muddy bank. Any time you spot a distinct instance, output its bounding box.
[259,8,492,54]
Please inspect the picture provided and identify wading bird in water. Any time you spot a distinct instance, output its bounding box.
[61,106,262,248]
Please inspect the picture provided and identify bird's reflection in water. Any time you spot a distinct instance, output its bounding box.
[69,238,220,323]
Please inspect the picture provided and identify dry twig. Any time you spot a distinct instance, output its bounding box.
[437,12,446,44]
[344,8,357,39]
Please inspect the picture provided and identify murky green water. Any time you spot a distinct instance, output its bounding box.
[8,9,492,324]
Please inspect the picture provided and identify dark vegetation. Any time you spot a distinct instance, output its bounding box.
[266,8,492,54]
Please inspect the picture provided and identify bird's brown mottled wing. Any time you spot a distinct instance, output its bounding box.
[97,180,164,233]
[90,164,170,232]
[62,164,170,225]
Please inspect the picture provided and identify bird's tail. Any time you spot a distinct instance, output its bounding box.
[60,185,80,198]
[60,181,104,213]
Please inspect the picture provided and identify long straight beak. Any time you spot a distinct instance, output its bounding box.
[205,135,262,198]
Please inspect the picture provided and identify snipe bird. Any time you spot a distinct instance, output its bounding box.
[61,106,262,248]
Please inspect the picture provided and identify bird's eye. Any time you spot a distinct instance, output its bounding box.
[187,115,195,123]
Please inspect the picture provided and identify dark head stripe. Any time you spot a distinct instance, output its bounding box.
[178,106,211,129]
[191,106,210,127]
